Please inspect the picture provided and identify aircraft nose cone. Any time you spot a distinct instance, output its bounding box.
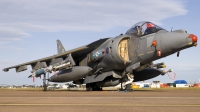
[189,34,198,43]
[157,30,197,56]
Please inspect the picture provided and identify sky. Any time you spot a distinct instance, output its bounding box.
[0,0,199,86]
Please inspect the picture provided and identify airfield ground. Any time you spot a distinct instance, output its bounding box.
[0,88,200,112]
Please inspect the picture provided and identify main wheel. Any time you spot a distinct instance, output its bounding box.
[86,84,93,91]
[86,83,102,91]
[93,86,102,91]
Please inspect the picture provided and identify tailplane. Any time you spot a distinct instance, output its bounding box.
[57,40,66,54]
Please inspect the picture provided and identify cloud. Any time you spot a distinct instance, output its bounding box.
[0,45,26,52]
[0,0,187,43]
[0,28,30,44]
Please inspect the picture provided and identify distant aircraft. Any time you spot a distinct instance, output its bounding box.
[3,21,198,91]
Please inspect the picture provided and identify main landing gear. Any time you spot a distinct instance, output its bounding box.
[86,83,102,91]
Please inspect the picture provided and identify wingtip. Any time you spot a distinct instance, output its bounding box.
[3,68,9,72]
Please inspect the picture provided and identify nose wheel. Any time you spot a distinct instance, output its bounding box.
[119,73,134,92]
[120,81,127,91]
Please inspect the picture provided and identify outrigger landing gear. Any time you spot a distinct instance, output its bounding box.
[43,73,47,91]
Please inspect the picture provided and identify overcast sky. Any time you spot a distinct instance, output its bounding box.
[0,0,199,85]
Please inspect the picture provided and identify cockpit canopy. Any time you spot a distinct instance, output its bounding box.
[125,21,167,37]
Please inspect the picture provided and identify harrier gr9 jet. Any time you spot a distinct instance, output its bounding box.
[3,21,198,91]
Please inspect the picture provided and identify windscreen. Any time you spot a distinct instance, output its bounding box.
[125,21,167,36]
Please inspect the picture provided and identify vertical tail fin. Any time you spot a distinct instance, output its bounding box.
[57,40,66,54]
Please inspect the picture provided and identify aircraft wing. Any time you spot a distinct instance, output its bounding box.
[3,38,110,73]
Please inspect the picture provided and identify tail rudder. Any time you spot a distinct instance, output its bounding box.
[57,40,66,54]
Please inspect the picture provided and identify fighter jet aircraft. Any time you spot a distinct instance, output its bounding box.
[3,21,198,91]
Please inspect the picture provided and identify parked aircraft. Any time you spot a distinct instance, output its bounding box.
[3,21,198,91]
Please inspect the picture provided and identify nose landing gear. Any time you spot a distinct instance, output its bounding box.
[119,73,134,92]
